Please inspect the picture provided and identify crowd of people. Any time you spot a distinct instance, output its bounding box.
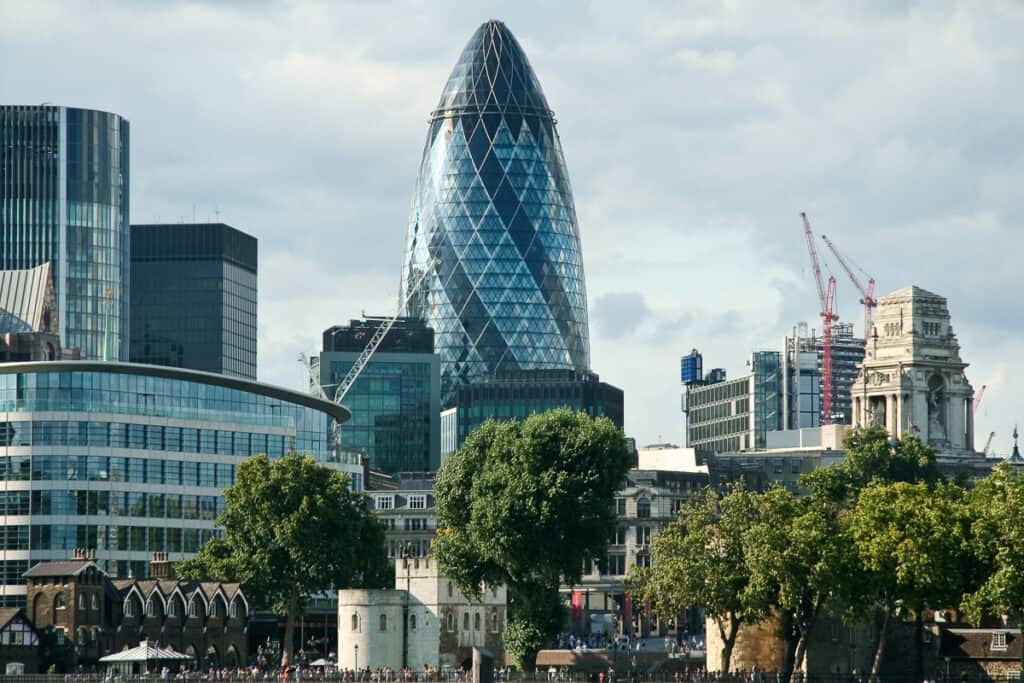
[551,631,706,655]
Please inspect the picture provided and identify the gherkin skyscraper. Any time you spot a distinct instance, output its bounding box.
[402,20,591,405]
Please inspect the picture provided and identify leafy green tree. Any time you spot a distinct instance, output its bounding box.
[434,409,631,670]
[849,481,972,679]
[741,487,852,678]
[962,464,1024,667]
[177,453,390,667]
[630,484,761,673]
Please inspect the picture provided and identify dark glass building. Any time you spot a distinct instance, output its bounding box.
[317,317,440,475]
[130,223,257,380]
[450,369,623,448]
[0,106,130,360]
[401,21,591,406]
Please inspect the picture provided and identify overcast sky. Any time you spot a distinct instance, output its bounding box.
[2,1,1021,452]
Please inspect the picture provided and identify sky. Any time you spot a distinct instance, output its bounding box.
[2,0,1021,452]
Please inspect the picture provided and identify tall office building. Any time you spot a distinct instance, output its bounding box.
[401,20,591,405]
[130,224,257,380]
[317,317,440,475]
[0,106,130,360]
[781,322,865,428]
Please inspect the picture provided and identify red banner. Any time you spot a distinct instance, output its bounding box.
[571,590,583,622]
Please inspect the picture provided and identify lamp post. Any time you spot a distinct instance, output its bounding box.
[355,643,359,677]
[944,656,951,682]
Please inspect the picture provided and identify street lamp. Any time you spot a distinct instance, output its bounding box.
[944,656,951,681]
[354,643,359,676]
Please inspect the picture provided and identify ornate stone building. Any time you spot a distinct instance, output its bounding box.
[852,287,981,463]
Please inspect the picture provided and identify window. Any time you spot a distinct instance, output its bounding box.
[123,598,134,617]
[606,554,626,576]
[463,612,470,631]
[474,613,481,630]
[379,614,387,632]
[408,495,427,510]
[992,631,1008,651]
[210,601,217,618]
[90,595,98,611]
[615,498,626,516]
[189,600,198,618]
[447,612,455,632]
[78,594,86,610]
[448,582,453,598]
[146,600,155,617]
[409,614,417,630]
[375,496,394,511]
[229,601,237,618]
[636,526,652,546]
[351,614,360,632]
[637,499,651,519]
[168,600,176,618]
[613,527,627,545]
[491,610,499,633]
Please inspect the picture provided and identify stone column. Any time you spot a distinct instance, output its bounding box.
[966,397,974,452]
[853,397,861,428]
[885,394,894,436]
[893,393,900,437]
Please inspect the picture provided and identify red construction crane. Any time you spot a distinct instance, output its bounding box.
[973,384,987,415]
[821,234,877,338]
[802,212,838,425]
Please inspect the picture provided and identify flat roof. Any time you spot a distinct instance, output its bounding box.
[0,361,349,423]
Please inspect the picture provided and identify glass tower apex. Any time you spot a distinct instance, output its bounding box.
[402,20,591,406]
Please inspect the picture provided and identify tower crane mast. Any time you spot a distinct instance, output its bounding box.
[802,212,838,425]
[973,384,987,415]
[820,234,877,338]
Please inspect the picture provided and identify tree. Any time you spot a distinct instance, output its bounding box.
[177,453,390,667]
[962,464,1024,667]
[631,483,761,673]
[433,409,631,670]
[741,487,852,679]
[849,481,972,679]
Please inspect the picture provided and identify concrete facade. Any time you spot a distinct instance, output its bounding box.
[337,557,506,672]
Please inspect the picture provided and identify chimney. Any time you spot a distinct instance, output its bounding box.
[149,552,174,580]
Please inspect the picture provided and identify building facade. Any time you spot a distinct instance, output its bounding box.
[337,555,506,672]
[781,322,865,428]
[0,360,355,606]
[25,551,248,670]
[401,20,591,405]
[318,318,440,475]
[130,223,257,380]
[369,477,436,562]
[0,106,130,361]
[451,369,623,449]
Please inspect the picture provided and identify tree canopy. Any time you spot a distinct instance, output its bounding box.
[434,409,631,669]
[177,452,390,667]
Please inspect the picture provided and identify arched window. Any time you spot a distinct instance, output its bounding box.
[122,598,134,618]
[168,600,176,618]
[491,610,499,633]
[351,614,360,632]
[474,613,481,630]
[229,601,237,618]
[210,601,217,618]
[446,612,455,633]
[637,498,651,519]
[410,614,417,630]
[54,592,67,611]
[78,594,86,610]
[463,612,470,631]
[90,595,99,611]
[188,600,198,618]
[379,614,388,632]
[146,600,155,617]
[447,582,453,598]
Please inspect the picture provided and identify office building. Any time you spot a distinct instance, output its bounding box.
[130,223,257,380]
[450,369,623,448]
[683,351,781,453]
[317,317,440,475]
[0,106,130,361]
[0,360,357,607]
[401,21,591,405]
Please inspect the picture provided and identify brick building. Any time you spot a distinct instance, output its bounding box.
[24,550,248,670]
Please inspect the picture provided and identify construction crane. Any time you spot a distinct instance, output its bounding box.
[982,431,996,456]
[820,234,877,339]
[298,258,439,449]
[973,384,987,415]
[801,212,838,425]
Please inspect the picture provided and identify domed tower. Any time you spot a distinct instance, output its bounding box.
[402,20,591,405]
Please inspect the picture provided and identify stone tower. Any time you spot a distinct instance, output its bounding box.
[852,286,975,453]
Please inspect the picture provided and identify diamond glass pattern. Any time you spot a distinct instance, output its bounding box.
[402,21,591,405]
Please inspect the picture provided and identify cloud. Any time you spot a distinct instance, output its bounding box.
[4,0,1022,445]
[592,291,651,340]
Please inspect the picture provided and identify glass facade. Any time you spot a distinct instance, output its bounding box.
[319,318,440,475]
[0,106,130,361]
[0,361,353,606]
[453,369,623,447]
[130,224,257,380]
[401,21,591,405]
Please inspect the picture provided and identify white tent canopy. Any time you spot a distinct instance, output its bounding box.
[100,640,193,663]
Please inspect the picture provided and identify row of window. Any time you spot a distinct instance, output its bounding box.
[14,524,220,553]
[0,420,294,458]
[349,610,499,633]
[373,494,427,510]
[0,491,225,522]
[0,455,235,487]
